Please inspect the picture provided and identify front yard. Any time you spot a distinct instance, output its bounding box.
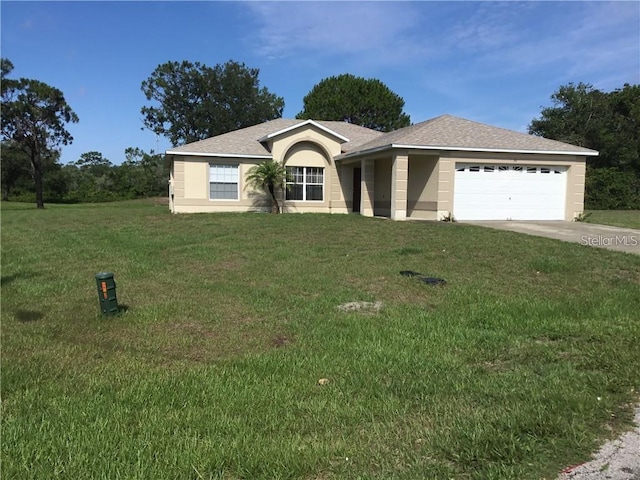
[586,210,640,230]
[1,200,639,479]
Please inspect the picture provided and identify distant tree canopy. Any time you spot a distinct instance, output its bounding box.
[1,148,169,204]
[529,82,640,209]
[141,60,285,146]
[1,58,79,208]
[296,74,411,132]
[1,141,31,201]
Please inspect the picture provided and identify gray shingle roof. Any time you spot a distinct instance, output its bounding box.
[319,121,384,152]
[339,114,598,157]
[167,119,383,156]
[166,115,598,158]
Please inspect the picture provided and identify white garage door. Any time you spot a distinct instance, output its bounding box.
[454,164,567,220]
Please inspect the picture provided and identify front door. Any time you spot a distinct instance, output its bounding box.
[352,167,362,213]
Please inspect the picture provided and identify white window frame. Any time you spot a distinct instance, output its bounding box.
[285,166,324,202]
[209,163,239,201]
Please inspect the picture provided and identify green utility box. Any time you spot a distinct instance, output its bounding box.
[95,272,119,316]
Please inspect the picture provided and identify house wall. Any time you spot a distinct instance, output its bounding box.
[281,140,332,213]
[272,126,347,214]
[340,165,355,211]
[374,157,392,216]
[437,157,454,220]
[439,151,587,221]
[171,156,271,213]
[184,161,208,199]
[566,162,586,219]
[407,154,439,220]
[283,142,327,167]
[169,161,176,212]
[361,159,375,217]
[271,125,343,158]
[172,125,350,214]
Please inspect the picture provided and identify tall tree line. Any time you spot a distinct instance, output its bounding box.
[529,82,640,209]
[1,147,169,203]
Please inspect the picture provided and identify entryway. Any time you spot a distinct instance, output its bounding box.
[352,167,361,213]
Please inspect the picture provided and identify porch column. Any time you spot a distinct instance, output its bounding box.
[361,159,375,217]
[391,151,408,221]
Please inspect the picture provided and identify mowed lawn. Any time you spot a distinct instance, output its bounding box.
[2,200,639,480]
[586,210,640,230]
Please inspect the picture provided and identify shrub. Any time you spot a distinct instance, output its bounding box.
[585,167,640,210]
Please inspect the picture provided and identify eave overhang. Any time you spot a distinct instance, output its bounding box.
[165,151,273,159]
[336,143,599,161]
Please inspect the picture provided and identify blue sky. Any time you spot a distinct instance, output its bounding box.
[2,1,639,165]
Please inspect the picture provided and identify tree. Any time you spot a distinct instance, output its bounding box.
[70,152,116,201]
[246,160,287,214]
[1,58,78,208]
[529,82,640,209]
[296,74,411,132]
[1,141,31,201]
[1,58,14,80]
[585,166,640,210]
[141,60,284,146]
[119,147,168,198]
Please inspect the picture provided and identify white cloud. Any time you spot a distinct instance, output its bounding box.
[445,2,639,86]
[242,1,638,128]
[412,1,638,110]
[244,2,434,65]
[245,1,638,83]
[446,2,532,53]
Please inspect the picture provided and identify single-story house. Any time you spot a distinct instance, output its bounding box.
[165,114,598,221]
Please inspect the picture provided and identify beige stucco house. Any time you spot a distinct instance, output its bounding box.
[166,115,598,221]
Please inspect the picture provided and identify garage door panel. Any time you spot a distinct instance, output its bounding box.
[454,164,566,220]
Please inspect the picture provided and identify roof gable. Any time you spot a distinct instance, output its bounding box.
[166,118,382,157]
[258,119,349,143]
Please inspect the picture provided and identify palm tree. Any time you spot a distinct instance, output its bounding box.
[246,160,287,214]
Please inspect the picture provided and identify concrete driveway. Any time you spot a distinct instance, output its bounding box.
[465,221,640,254]
[556,406,640,480]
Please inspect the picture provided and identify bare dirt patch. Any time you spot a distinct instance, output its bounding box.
[337,301,383,314]
[272,334,292,348]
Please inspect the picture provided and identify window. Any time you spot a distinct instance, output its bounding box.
[483,165,495,172]
[209,164,238,200]
[469,165,480,172]
[541,167,551,174]
[527,166,537,173]
[512,166,523,172]
[498,166,509,171]
[286,167,324,201]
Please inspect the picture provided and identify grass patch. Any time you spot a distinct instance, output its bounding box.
[2,200,640,479]
[586,210,640,229]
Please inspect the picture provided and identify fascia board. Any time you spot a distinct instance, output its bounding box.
[166,151,273,159]
[391,143,599,156]
[258,119,349,143]
[337,143,598,161]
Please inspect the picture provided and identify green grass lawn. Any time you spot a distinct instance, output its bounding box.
[2,199,639,479]
[585,210,640,230]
